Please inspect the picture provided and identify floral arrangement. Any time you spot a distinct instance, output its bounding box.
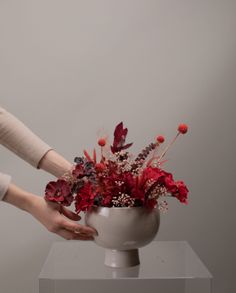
[44,122,189,214]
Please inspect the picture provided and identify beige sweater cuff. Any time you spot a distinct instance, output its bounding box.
[0,172,11,201]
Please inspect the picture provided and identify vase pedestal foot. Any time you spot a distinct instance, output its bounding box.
[104,248,140,268]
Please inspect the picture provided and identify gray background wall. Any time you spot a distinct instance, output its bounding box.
[0,1,235,292]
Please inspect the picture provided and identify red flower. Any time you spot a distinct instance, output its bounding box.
[132,189,145,202]
[75,182,95,213]
[178,124,188,134]
[102,194,113,206]
[72,164,84,179]
[98,138,106,147]
[145,198,157,209]
[45,179,73,206]
[140,167,161,185]
[44,122,190,213]
[140,167,170,189]
[173,181,189,204]
[95,163,106,172]
[156,135,165,143]
[164,174,178,193]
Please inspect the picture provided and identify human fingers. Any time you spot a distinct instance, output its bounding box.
[56,229,77,240]
[60,206,81,221]
[56,229,94,240]
[61,219,97,236]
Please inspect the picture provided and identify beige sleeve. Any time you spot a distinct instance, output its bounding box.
[0,106,52,168]
[0,172,11,201]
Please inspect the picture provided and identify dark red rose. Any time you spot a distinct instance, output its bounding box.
[45,179,73,206]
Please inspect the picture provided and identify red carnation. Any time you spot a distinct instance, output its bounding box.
[164,174,178,193]
[140,167,163,185]
[141,167,171,190]
[173,181,189,204]
[178,124,188,134]
[45,179,73,206]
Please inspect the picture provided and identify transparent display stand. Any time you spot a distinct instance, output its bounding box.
[39,241,212,293]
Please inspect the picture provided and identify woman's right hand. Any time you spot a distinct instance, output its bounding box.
[28,195,97,240]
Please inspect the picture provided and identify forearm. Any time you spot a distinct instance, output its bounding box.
[1,150,72,209]
[2,182,96,240]
[0,107,72,178]
[2,183,36,212]
[0,107,52,168]
[38,149,73,178]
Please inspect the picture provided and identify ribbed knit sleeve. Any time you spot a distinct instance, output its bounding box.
[0,106,52,168]
[0,172,11,201]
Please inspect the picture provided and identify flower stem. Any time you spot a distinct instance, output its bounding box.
[158,132,180,162]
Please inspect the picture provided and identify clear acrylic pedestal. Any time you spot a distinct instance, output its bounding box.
[39,241,212,293]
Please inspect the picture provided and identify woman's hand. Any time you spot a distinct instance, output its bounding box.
[28,196,97,240]
[36,150,98,239]
[3,183,97,240]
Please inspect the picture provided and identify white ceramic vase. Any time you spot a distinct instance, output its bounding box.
[85,206,160,268]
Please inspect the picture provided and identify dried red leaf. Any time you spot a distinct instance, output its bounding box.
[111,122,133,153]
[93,148,97,163]
[83,150,93,162]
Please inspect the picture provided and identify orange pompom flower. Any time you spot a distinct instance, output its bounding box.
[98,138,106,147]
[156,135,165,143]
[178,124,188,134]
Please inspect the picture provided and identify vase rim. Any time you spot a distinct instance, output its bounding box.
[90,205,157,210]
